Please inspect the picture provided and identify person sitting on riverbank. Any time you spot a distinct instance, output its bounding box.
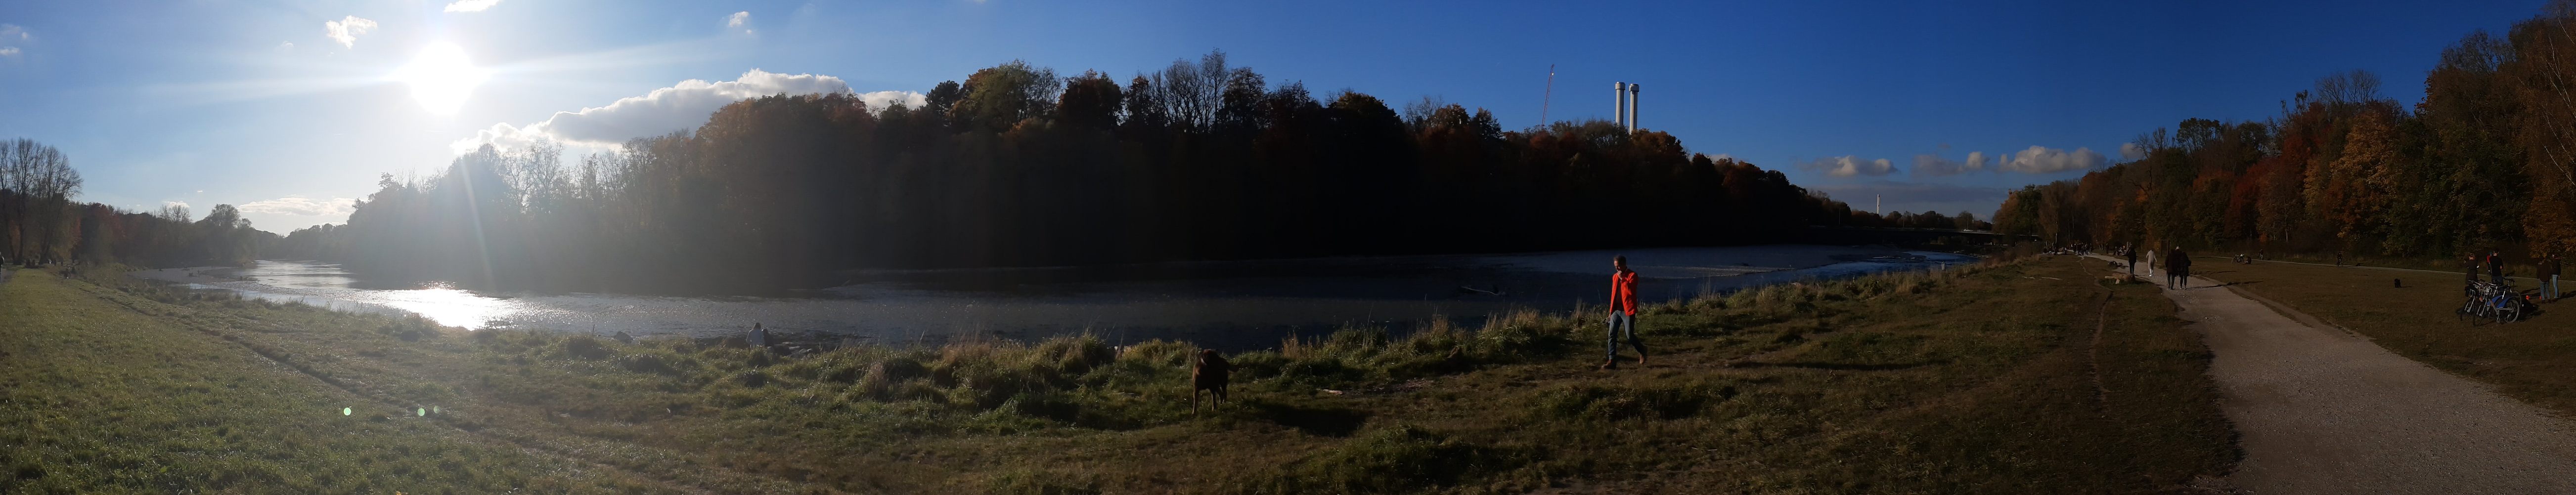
[1602,255,1647,371]
[749,323,769,347]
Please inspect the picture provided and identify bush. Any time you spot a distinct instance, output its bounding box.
[1118,339,1196,368]
[1032,334,1114,376]
[560,335,612,361]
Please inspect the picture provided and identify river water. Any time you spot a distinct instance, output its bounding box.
[136,245,1975,350]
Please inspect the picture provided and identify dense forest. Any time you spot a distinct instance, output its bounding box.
[1993,3,2576,260]
[0,138,270,268]
[266,52,1930,292]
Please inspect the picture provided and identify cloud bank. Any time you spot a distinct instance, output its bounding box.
[1997,145,2106,173]
[454,69,925,153]
[1912,151,1989,176]
[2119,142,2148,161]
[1804,156,1898,177]
[324,16,377,48]
[240,197,358,217]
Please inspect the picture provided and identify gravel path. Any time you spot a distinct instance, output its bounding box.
[2093,255,2576,494]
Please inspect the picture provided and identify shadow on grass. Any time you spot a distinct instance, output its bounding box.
[1242,400,1371,437]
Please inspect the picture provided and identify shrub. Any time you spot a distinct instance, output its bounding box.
[1118,339,1196,368]
[560,335,612,361]
[1032,334,1114,376]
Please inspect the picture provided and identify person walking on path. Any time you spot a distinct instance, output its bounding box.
[2163,247,2176,289]
[2126,245,2138,276]
[1601,255,1648,371]
[2166,247,2188,289]
[2177,248,2192,289]
[2143,245,2157,280]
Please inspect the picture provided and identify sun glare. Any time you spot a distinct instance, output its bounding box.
[391,43,490,115]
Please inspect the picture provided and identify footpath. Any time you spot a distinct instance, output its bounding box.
[2094,255,2576,494]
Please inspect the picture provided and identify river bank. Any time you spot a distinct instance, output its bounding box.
[9,255,2232,493]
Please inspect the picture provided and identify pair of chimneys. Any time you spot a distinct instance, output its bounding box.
[1613,82,1640,132]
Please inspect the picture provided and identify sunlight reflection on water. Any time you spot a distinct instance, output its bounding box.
[148,246,1979,350]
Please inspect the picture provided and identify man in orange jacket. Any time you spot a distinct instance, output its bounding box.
[1603,255,1648,370]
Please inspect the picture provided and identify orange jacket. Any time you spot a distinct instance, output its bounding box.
[1610,270,1640,314]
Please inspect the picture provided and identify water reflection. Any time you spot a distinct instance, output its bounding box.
[138,245,1976,350]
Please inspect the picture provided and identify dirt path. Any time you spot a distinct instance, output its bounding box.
[2089,254,2576,494]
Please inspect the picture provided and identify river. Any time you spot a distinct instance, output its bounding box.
[133,245,1977,350]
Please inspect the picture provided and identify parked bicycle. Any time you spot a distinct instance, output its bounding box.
[2459,280,2535,324]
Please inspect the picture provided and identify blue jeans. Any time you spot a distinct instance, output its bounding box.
[2551,275,2561,300]
[1605,310,1642,362]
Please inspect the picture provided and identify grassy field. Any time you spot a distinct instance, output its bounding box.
[2190,257,2576,415]
[0,255,2234,494]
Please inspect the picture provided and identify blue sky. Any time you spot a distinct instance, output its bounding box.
[0,0,2551,232]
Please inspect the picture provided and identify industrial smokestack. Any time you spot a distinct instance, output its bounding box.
[1627,83,1641,133]
[1613,82,1627,129]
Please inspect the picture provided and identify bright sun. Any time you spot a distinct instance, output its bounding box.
[391,43,490,115]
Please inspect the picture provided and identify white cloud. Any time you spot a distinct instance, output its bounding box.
[726,11,753,34]
[238,197,358,217]
[1803,156,1898,177]
[0,24,25,56]
[444,0,505,12]
[1997,145,2106,174]
[324,16,377,48]
[2120,142,2148,161]
[452,69,925,154]
[1911,152,1988,176]
[162,201,189,209]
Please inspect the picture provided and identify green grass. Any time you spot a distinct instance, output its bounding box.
[0,270,666,494]
[2192,256,2576,415]
[1,256,2234,494]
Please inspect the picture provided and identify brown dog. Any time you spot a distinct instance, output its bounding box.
[1193,349,1231,412]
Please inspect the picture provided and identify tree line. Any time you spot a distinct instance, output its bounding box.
[1993,2,2576,259]
[0,138,271,268]
[271,51,1883,293]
